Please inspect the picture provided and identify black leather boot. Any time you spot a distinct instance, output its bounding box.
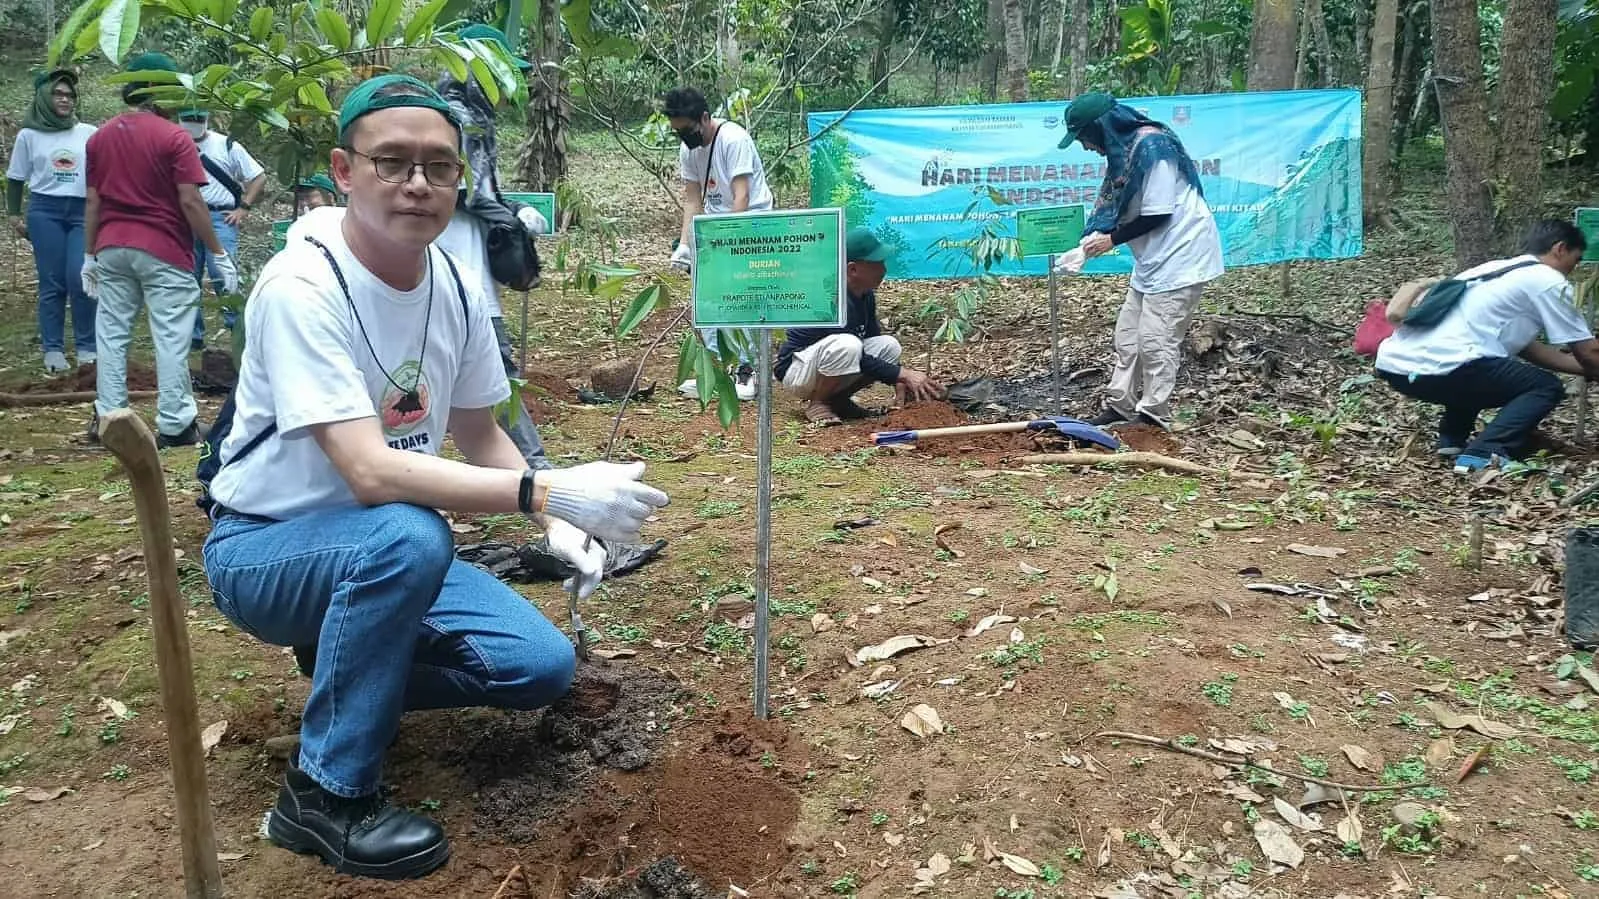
[266,754,449,879]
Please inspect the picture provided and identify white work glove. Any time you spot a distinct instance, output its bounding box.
[516,206,549,236]
[545,518,605,600]
[211,250,240,294]
[80,254,100,298]
[1053,247,1086,275]
[669,243,692,272]
[536,461,669,543]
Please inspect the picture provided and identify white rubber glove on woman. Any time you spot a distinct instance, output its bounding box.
[544,518,606,600]
[536,461,668,543]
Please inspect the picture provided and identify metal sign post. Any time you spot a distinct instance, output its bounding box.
[691,207,847,718]
[1015,205,1086,416]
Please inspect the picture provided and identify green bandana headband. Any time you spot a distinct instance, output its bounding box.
[337,74,460,143]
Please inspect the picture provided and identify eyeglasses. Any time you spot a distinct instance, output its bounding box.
[345,148,463,188]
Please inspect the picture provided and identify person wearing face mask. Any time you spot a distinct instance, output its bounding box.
[180,106,267,346]
[662,86,773,402]
[84,52,236,448]
[7,68,98,373]
[1055,91,1223,431]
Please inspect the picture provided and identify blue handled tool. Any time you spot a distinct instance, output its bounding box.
[871,416,1121,450]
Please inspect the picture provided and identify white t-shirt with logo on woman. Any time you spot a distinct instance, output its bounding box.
[7,123,98,198]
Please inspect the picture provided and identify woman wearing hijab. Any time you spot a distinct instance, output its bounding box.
[1056,91,1223,429]
[7,69,99,373]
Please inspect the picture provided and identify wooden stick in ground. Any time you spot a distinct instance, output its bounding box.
[1562,476,1599,508]
[1093,731,1421,792]
[1017,451,1218,475]
[0,389,158,409]
[99,409,224,899]
[1467,513,1484,569]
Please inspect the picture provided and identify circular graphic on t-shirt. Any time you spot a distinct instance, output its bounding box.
[49,148,80,183]
[379,361,431,440]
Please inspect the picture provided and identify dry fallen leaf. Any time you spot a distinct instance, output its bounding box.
[590,648,637,660]
[1095,830,1113,868]
[1456,744,1491,783]
[1424,736,1456,770]
[1286,543,1346,558]
[97,696,131,720]
[1341,744,1378,772]
[1335,811,1364,845]
[1221,783,1266,803]
[852,634,940,665]
[926,852,951,876]
[201,720,228,757]
[1018,561,1048,576]
[1252,818,1304,868]
[25,786,70,802]
[964,613,1017,638]
[900,704,944,738]
[998,851,1041,877]
[933,521,965,558]
[1273,795,1324,832]
[1423,701,1519,740]
[217,852,248,862]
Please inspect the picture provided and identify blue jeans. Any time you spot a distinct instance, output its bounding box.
[202,503,576,798]
[25,193,95,355]
[1378,356,1566,459]
[192,210,239,338]
[700,327,757,369]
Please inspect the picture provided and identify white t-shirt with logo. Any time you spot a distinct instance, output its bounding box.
[1376,256,1591,378]
[209,223,510,520]
[678,120,773,217]
[194,131,264,209]
[1119,159,1224,295]
[6,124,97,198]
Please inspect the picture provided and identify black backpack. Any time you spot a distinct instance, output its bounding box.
[195,237,472,519]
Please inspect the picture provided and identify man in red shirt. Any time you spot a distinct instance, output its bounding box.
[83,52,237,446]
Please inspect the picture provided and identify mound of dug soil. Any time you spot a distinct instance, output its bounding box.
[15,361,158,393]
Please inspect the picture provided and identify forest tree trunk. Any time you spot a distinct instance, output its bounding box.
[1430,0,1496,267]
[1247,0,1299,90]
[1492,0,1558,251]
[1003,0,1029,100]
[1070,0,1090,94]
[517,0,569,196]
[1363,0,1399,227]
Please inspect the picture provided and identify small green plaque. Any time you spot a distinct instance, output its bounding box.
[1578,207,1599,265]
[1015,205,1086,257]
[502,192,557,231]
[691,208,845,330]
[271,219,291,252]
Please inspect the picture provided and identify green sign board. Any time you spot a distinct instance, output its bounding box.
[691,208,845,329]
[502,192,557,232]
[1015,205,1086,257]
[271,219,291,252]
[1578,207,1599,265]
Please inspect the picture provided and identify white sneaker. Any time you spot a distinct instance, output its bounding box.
[734,378,757,401]
[677,378,699,398]
[43,351,69,374]
[77,351,96,365]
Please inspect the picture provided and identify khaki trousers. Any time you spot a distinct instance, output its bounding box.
[1103,283,1205,424]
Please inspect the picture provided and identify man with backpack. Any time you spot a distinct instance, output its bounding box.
[1375,219,1597,474]
[199,74,669,879]
[182,105,267,345]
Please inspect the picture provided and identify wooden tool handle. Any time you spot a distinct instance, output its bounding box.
[908,421,1031,440]
[101,410,224,899]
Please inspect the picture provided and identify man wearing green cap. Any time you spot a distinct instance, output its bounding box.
[774,227,942,423]
[84,51,236,447]
[178,104,267,344]
[199,73,668,880]
[294,172,339,215]
[1056,91,1222,429]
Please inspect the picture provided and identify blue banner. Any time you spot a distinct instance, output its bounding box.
[806,89,1363,279]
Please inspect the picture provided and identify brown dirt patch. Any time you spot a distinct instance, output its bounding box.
[1115,422,1185,455]
[15,361,158,393]
[517,362,578,423]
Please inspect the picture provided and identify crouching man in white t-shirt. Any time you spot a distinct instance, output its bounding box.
[1056,91,1224,430]
[200,75,669,881]
[1375,219,1598,474]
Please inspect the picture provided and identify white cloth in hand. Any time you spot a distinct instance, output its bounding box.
[212,251,240,294]
[516,206,549,235]
[80,255,100,298]
[669,243,692,271]
[545,518,605,600]
[1053,247,1086,274]
[538,461,669,543]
